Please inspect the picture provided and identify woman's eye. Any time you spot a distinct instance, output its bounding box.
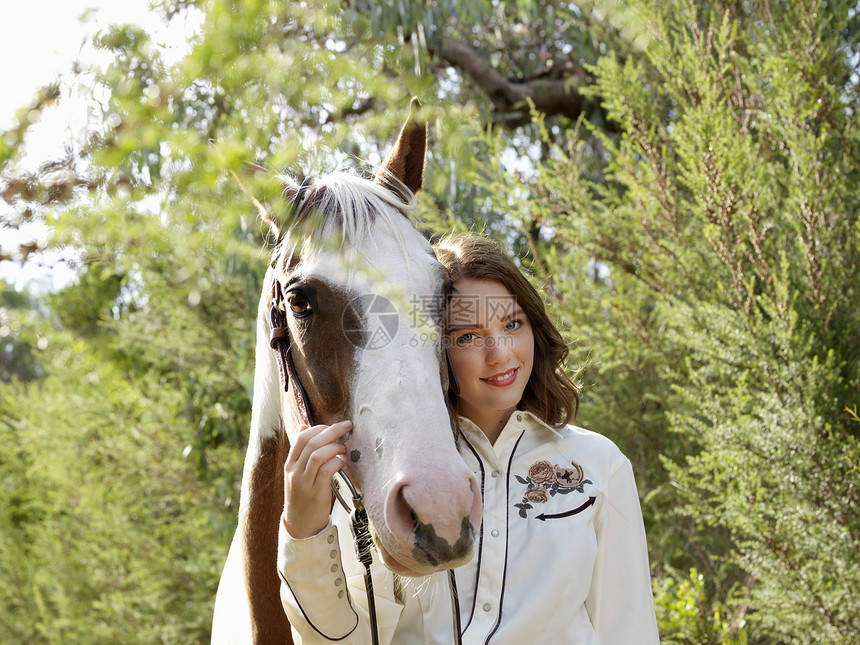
[505,319,522,331]
[287,292,312,316]
[456,332,475,344]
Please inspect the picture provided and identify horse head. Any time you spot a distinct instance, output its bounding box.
[254,107,481,578]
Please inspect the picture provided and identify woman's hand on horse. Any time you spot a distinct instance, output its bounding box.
[282,420,352,539]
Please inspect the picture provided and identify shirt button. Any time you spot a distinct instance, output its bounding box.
[330,564,338,573]
[327,534,335,544]
[491,529,499,537]
[335,578,343,587]
[338,589,345,599]
[329,550,337,559]
[491,470,500,478]
[482,603,492,612]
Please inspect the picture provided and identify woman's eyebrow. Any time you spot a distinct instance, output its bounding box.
[497,306,526,321]
[446,305,525,328]
[446,323,478,332]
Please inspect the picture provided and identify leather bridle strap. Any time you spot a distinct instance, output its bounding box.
[269,281,313,421]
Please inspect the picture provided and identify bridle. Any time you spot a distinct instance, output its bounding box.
[269,177,464,645]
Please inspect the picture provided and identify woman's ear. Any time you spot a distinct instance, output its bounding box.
[375,97,427,201]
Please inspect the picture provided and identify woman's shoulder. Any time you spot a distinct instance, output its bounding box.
[554,423,630,472]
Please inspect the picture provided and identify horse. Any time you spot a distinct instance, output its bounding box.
[211,105,482,644]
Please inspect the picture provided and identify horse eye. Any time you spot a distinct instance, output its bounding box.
[287,292,312,316]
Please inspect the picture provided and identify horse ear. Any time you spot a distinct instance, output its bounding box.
[268,175,312,242]
[375,97,427,200]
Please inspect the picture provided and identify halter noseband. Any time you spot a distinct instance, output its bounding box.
[268,177,463,645]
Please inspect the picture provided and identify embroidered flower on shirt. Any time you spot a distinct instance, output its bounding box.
[524,487,549,503]
[527,460,557,485]
[514,459,592,519]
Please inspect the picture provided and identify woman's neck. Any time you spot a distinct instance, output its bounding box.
[459,404,515,445]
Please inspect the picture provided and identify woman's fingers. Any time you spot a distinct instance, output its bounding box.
[316,450,347,483]
[282,420,353,539]
[283,421,352,503]
[303,441,347,484]
[286,420,352,473]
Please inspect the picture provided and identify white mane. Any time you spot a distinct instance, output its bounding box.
[277,171,419,265]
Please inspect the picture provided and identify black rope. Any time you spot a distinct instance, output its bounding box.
[448,570,463,645]
[350,496,379,645]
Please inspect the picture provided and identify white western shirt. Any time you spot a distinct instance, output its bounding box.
[278,411,660,644]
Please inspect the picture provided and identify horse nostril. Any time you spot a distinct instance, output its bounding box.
[386,482,419,540]
[403,493,420,532]
[385,472,480,559]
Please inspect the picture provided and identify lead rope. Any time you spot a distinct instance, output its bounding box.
[331,472,379,645]
[332,473,462,645]
[449,570,463,645]
[271,177,463,644]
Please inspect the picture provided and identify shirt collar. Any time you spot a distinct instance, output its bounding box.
[458,409,565,441]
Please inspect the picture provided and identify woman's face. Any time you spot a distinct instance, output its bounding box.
[445,277,535,439]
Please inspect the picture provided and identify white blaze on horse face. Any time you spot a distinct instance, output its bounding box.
[301,215,481,575]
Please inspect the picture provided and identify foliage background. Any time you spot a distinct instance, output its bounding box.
[2,0,859,643]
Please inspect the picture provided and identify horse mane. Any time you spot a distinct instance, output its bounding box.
[272,171,419,270]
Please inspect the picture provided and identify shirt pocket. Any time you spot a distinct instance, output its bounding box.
[524,489,598,523]
[512,468,599,523]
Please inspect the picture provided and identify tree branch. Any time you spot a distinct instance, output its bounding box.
[435,36,586,126]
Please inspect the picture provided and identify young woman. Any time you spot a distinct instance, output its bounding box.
[277,234,660,644]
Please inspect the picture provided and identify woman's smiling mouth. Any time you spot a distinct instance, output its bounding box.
[481,367,519,386]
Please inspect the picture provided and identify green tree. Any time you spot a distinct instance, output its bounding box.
[523,0,860,641]
[4,0,859,642]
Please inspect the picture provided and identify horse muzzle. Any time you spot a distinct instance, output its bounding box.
[370,466,481,575]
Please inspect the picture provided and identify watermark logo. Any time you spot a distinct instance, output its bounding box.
[447,294,517,327]
[342,294,399,349]
[342,292,519,351]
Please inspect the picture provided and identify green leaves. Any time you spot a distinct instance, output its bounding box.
[544,1,860,641]
[2,0,859,641]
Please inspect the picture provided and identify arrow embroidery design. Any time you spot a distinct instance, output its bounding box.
[535,496,597,521]
[514,459,593,519]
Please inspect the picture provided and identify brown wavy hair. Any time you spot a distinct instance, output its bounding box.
[434,234,580,428]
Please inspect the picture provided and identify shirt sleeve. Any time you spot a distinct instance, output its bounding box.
[585,458,661,644]
[277,517,405,644]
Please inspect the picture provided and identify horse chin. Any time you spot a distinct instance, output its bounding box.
[375,543,437,578]
[369,523,473,578]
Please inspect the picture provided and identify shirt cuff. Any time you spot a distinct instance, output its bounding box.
[278,517,359,640]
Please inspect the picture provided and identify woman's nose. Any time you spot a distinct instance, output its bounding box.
[485,334,512,364]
